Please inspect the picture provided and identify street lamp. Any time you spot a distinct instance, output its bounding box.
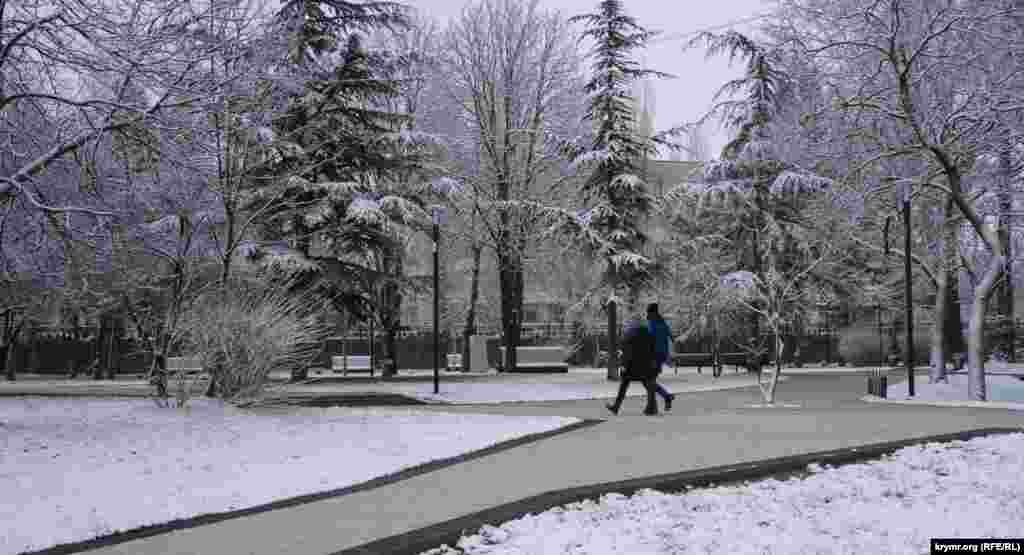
[897,181,915,397]
[431,205,448,394]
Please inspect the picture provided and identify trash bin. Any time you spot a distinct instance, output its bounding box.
[867,368,887,398]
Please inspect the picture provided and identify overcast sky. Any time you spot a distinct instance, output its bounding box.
[414,0,771,159]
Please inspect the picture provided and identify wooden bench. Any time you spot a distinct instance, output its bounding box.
[671,353,715,374]
[498,346,569,373]
[166,356,203,375]
[332,355,373,375]
[719,352,771,373]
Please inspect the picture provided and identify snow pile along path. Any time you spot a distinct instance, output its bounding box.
[425,432,1024,555]
[886,374,1024,404]
[0,397,579,555]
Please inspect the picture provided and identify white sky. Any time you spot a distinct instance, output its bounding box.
[414,0,772,158]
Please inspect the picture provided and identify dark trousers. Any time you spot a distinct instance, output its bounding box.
[652,357,672,401]
[610,374,658,413]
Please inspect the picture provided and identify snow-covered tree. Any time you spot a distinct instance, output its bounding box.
[246,1,450,352]
[775,0,1024,399]
[720,232,832,404]
[556,0,673,379]
[440,0,583,373]
[672,30,831,367]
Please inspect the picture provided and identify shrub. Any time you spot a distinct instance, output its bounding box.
[838,325,929,366]
[178,280,331,403]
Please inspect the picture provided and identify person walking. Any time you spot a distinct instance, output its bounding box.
[647,303,676,411]
[606,317,659,416]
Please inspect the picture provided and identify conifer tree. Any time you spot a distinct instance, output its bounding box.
[250,2,448,344]
[560,0,673,379]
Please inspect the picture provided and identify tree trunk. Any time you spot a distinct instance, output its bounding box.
[105,318,117,380]
[998,146,1015,361]
[929,269,949,383]
[461,242,482,371]
[967,253,1004,400]
[92,320,106,380]
[945,268,965,361]
[930,195,958,383]
[4,320,21,382]
[498,247,522,373]
[759,326,783,404]
[380,255,403,377]
[607,299,619,381]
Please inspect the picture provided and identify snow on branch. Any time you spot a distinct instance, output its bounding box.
[346,195,385,226]
[770,171,832,195]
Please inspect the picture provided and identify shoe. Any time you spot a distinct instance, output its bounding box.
[643,409,659,416]
[665,394,674,412]
[605,404,619,415]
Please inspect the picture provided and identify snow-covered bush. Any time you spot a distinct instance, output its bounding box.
[178,280,330,403]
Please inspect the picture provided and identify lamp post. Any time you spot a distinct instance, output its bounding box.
[898,182,915,397]
[431,205,447,394]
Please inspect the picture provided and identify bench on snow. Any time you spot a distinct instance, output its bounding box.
[332,355,373,375]
[497,346,569,373]
[166,356,204,375]
[671,353,715,374]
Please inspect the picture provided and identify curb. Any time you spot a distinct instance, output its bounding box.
[405,378,770,406]
[337,427,1024,555]
[861,394,1024,411]
[239,393,433,408]
[20,419,604,555]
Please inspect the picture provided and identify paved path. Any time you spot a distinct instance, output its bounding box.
[79,372,1024,555]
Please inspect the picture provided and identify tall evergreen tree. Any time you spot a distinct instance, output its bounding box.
[249,2,448,353]
[560,0,673,379]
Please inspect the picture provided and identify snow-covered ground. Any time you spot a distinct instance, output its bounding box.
[884,373,1024,405]
[423,432,1024,555]
[0,397,579,555]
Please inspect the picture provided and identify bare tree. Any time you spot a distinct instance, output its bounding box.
[720,239,832,404]
[441,0,582,372]
[775,0,1024,399]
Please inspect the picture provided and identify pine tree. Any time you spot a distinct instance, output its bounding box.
[562,0,673,379]
[250,3,448,340]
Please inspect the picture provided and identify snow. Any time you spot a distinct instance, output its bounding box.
[0,397,578,555]
[885,373,1024,405]
[423,432,1024,555]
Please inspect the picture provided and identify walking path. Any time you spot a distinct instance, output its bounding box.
[56,372,1023,555]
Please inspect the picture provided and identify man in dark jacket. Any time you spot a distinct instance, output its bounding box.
[647,303,676,410]
[606,317,659,416]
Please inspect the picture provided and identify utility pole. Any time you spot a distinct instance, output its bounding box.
[900,183,915,397]
[431,206,447,394]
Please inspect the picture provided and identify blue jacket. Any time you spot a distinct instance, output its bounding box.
[648,318,672,361]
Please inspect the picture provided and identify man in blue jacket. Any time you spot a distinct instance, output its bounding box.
[647,303,676,411]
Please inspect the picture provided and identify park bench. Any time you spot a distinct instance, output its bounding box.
[331,355,373,375]
[498,346,569,373]
[671,352,715,375]
[719,352,771,373]
[166,356,204,375]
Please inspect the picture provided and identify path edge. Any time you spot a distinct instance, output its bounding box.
[338,427,1024,555]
